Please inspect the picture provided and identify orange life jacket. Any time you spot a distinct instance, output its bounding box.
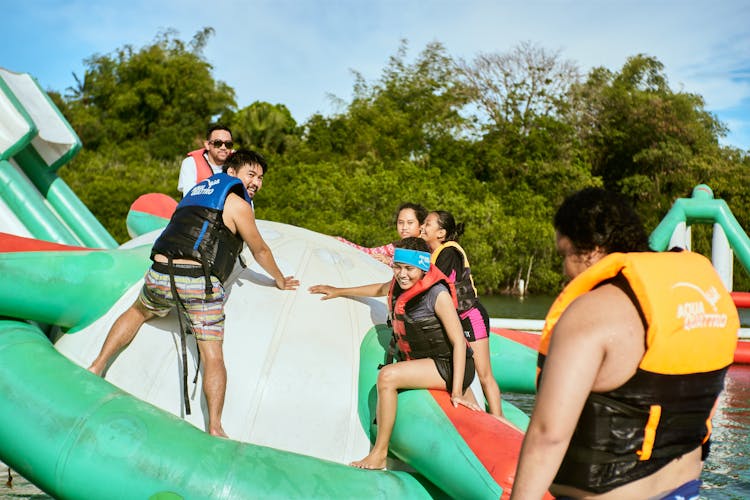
[539,251,739,493]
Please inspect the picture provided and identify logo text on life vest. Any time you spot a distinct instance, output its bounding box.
[190,178,219,196]
[672,282,728,330]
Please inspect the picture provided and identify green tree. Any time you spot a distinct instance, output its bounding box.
[297,40,471,165]
[458,41,581,136]
[63,27,235,159]
[573,55,726,218]
[229,101,299,155]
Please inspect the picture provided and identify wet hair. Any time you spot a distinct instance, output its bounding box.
[554,187,650,254]
[394,202,428,225]
[223,149,268,174]
[206,123,232,140]
[431,210,465,242]
[394,236,431,253]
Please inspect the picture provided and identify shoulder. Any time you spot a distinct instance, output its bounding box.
[435,245,462,269]
[426,282,449,302]
[180,156,196,169]
[438,244,462,260]
[224,192,252,211]
[556,283,642,347]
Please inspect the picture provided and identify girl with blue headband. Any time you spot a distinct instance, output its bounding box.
[309,237,480,470]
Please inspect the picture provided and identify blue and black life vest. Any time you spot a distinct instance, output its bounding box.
[152,173,252,287]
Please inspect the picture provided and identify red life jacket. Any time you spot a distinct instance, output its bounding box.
[387,267,458,360]
[187,149,215,185]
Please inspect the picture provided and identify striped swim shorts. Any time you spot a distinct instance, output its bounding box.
[139,263,225,341]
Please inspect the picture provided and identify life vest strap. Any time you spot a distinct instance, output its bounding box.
[166,257,201,416]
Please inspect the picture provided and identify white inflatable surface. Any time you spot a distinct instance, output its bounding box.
[56,220,394,464]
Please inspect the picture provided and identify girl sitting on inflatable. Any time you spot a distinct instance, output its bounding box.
[311,237,480,469]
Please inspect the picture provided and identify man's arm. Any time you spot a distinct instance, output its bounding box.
[177,156,197,196]
[226,194,298,290]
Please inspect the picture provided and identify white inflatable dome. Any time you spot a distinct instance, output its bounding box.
[56,220,393,464]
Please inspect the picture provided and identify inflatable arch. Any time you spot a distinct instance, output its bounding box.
[649,184,750,291]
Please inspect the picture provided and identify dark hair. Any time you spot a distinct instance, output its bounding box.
[207,123,232,140]
[554,187,650,254]
[223,149,268,174]
[394,236,430,253]
[394,202,428,225]
[431,210,465,242]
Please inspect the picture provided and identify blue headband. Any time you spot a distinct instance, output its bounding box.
[393,248,431,272]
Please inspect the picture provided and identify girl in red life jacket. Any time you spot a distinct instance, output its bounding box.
[310,237,481,470]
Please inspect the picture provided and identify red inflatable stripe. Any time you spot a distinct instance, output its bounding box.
[129,193,178,219]
[0,232,92,252]
[428,390,553,499]
[490,328,541,351]
[735,341,750,364]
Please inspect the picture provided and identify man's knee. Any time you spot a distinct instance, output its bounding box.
[198,340,225,363]
[131,299,157,322]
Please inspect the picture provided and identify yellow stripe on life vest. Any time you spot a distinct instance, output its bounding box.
[637,404,662,461]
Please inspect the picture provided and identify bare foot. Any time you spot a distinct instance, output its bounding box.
[209,427,228,438]
[350,452,387,470]
[87,365,103,376]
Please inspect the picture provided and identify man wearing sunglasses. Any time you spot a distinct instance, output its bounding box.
[178,124,235,196]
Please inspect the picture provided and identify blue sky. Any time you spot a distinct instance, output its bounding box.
[3,0,749,151]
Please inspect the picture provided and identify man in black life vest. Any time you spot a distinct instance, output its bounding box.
[89,149,299,438]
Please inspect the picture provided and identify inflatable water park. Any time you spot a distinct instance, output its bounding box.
[0,67,747,499]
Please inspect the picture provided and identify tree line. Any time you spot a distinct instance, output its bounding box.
[52,29,750,295]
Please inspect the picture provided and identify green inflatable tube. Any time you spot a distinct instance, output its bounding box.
[0,321,432,500]
[649,184,750,273]
[357,325,531,499]
[0,246,151,331]
[489,334,538,394]
[14,146,118,249]
[0,159,80,244]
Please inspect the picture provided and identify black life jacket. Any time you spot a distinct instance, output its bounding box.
[152,173,252,286]
[388,267,462,360]
[431,241,478,312]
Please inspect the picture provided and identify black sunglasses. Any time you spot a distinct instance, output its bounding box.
[209,139,234,149]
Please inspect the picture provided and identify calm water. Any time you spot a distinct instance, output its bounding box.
[485,294,750,499]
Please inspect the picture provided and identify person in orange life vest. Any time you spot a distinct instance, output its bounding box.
[420,210,507,424]
[89,149,299,439]
[310,237,481,470]
[511,188,739,500]
[178,124,235,197]
[337,202,428,265]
